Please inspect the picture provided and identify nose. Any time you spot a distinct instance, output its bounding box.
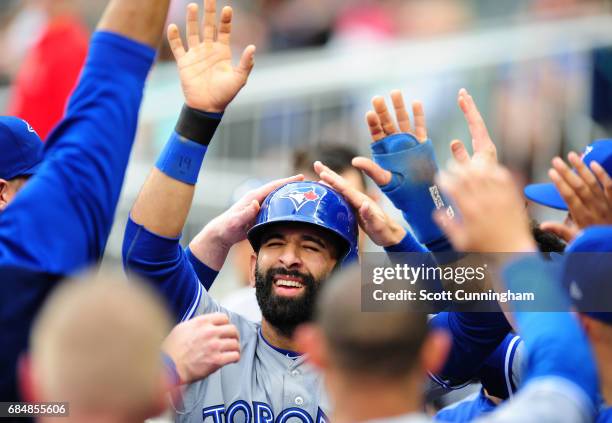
[278,243,302,269]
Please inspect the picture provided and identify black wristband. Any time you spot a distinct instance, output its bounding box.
[175,104,222,146]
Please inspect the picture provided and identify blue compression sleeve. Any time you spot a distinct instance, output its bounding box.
[371,133,454,252]
[123,216,203,323]
[430,311,512,386]
[502,256,599,408]
[185,246,219,291]
[0,32,155,273]
[384,231,428,253]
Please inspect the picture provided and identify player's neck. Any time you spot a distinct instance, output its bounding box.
[329,372,423,423]
[261,319,299,352]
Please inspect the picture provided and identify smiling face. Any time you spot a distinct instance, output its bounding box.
[252,223,340,337]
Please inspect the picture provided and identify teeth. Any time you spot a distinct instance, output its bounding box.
[275,279,303,288]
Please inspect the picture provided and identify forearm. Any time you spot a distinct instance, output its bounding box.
[131,169,196,237]
[97,0,171,48]
[131,108,221,238]
[188,224,232,272]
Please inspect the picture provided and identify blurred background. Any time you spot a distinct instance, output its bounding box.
[1,0,611,297]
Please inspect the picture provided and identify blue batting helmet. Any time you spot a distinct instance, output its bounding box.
[247,181,358,262]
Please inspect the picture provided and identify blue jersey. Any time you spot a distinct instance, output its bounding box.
[123,216,218,322]
[0,32,155,401]
[599,407,612,422]
[435,389,497,422]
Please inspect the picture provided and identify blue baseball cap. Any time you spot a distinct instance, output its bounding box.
[0,117,43,180]
[562,226,612,324]
[524,139,612,210]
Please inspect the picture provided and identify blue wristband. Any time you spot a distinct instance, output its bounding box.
[371,133,455,250]
[155,132,207,185]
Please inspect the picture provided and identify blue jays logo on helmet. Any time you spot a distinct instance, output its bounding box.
[280,187,321,211]
[247,181,358,262]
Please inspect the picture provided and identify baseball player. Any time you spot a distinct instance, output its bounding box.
[0,0,174,402]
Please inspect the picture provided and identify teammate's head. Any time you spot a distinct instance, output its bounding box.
[530,220,566,253]
[0,117,43,211]
[296,265,450,419]
[562,226,612,380]
[524,139,612,210]
[23,272,172,422]
[247,181,358,337]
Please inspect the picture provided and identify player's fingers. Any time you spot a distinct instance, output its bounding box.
[186,3,201,49]
[217,6,232,45]
[390,90,412,134]
[236,45,256,80]
[412,101,428,142]
[437,169,475,215]
[450,139,471,165]
[458,89,496,161]
[167,24,186,60]
[233,200,260,228]
[372,96,398,136]
[212,324,240,340]
[568,152,601,195]
[199,312,230,326]
[365,111,385,142]
[551,157,593,205]
[218,338,240,353]
[539,221,577,243]
[590,161,612,202]
[217,351,240,366]
[203,0,216,47]
[548,167,584,215]
[248,174,303,203]
[352,156,392,186]
[315,162,364,208]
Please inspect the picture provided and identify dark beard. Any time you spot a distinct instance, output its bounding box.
[255,263,321,338]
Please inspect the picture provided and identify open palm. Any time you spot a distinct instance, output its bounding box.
[167,0,256,113]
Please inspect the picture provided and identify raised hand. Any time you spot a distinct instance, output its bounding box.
[540,153,612,242]
[189,175,305,270]
[313,161,405,247]
[162,313,240,384]
[352,91,428,187]
[435,162,536,253]
[167,0,256,112]
[449,88,498,166]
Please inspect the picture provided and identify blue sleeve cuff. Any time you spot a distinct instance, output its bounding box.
[88,31,156,79]
[185,247,219,291]
[161,352,181,386]
[384,232,428,253]
[155,132,208,185]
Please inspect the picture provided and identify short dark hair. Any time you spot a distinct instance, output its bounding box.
[530,220,566,253]
[293,144,367,189]
[315,265,428,378]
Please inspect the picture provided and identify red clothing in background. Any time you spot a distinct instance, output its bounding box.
[8,15,89,141]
